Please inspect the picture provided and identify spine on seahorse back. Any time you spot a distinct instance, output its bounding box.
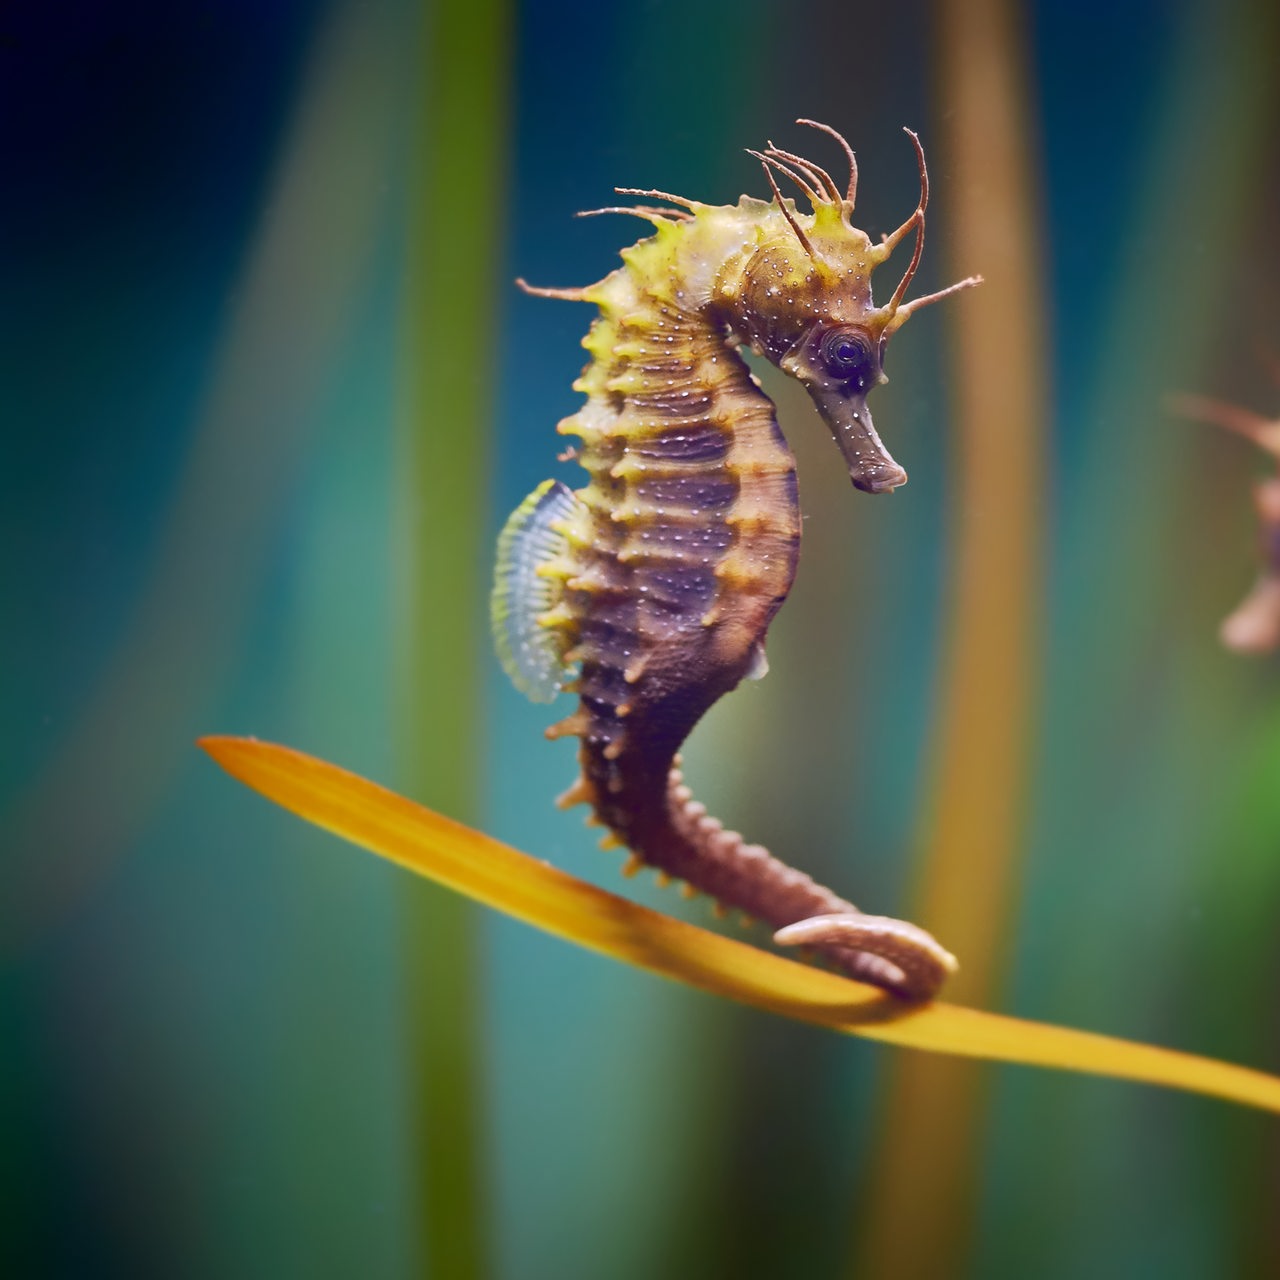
[544,211,943,996]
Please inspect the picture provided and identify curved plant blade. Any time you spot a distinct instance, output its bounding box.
[199,735,1280,1115]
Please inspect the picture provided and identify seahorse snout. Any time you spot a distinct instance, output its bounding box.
[806,385,908,493]
[851,456,908,494]
[835,413,908,492]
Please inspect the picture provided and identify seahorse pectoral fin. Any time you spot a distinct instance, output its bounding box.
[491,479,587,702]
[773,912,957,1001]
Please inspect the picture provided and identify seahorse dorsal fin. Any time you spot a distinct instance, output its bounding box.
[491,480,585,702]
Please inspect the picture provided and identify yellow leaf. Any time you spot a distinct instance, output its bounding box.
[199,735,1280,1114]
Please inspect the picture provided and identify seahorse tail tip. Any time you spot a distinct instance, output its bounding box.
[773,912,958,1001]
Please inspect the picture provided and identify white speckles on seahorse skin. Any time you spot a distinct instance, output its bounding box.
[493,122,982,1000]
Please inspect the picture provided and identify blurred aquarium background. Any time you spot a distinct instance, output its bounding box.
[3,0,1279,1276]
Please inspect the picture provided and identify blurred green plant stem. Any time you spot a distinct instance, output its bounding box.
[395,0,511,1274]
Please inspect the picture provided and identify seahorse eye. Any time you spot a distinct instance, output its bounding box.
[818,327,875,388]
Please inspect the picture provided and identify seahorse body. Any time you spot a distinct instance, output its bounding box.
[495,125,979,998]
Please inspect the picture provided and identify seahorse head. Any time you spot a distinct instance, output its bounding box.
[717,124,980,494]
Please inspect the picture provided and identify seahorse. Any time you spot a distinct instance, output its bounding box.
[1173,385,1280,652]
[493,122,980,999]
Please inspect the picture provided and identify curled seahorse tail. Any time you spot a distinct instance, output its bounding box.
[661,770,955,1000]
[773,912,958,999]
[562,739,955,1000]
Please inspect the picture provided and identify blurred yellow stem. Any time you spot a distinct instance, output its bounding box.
[856,0,1046,1273]
[200,735,1280,1117]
